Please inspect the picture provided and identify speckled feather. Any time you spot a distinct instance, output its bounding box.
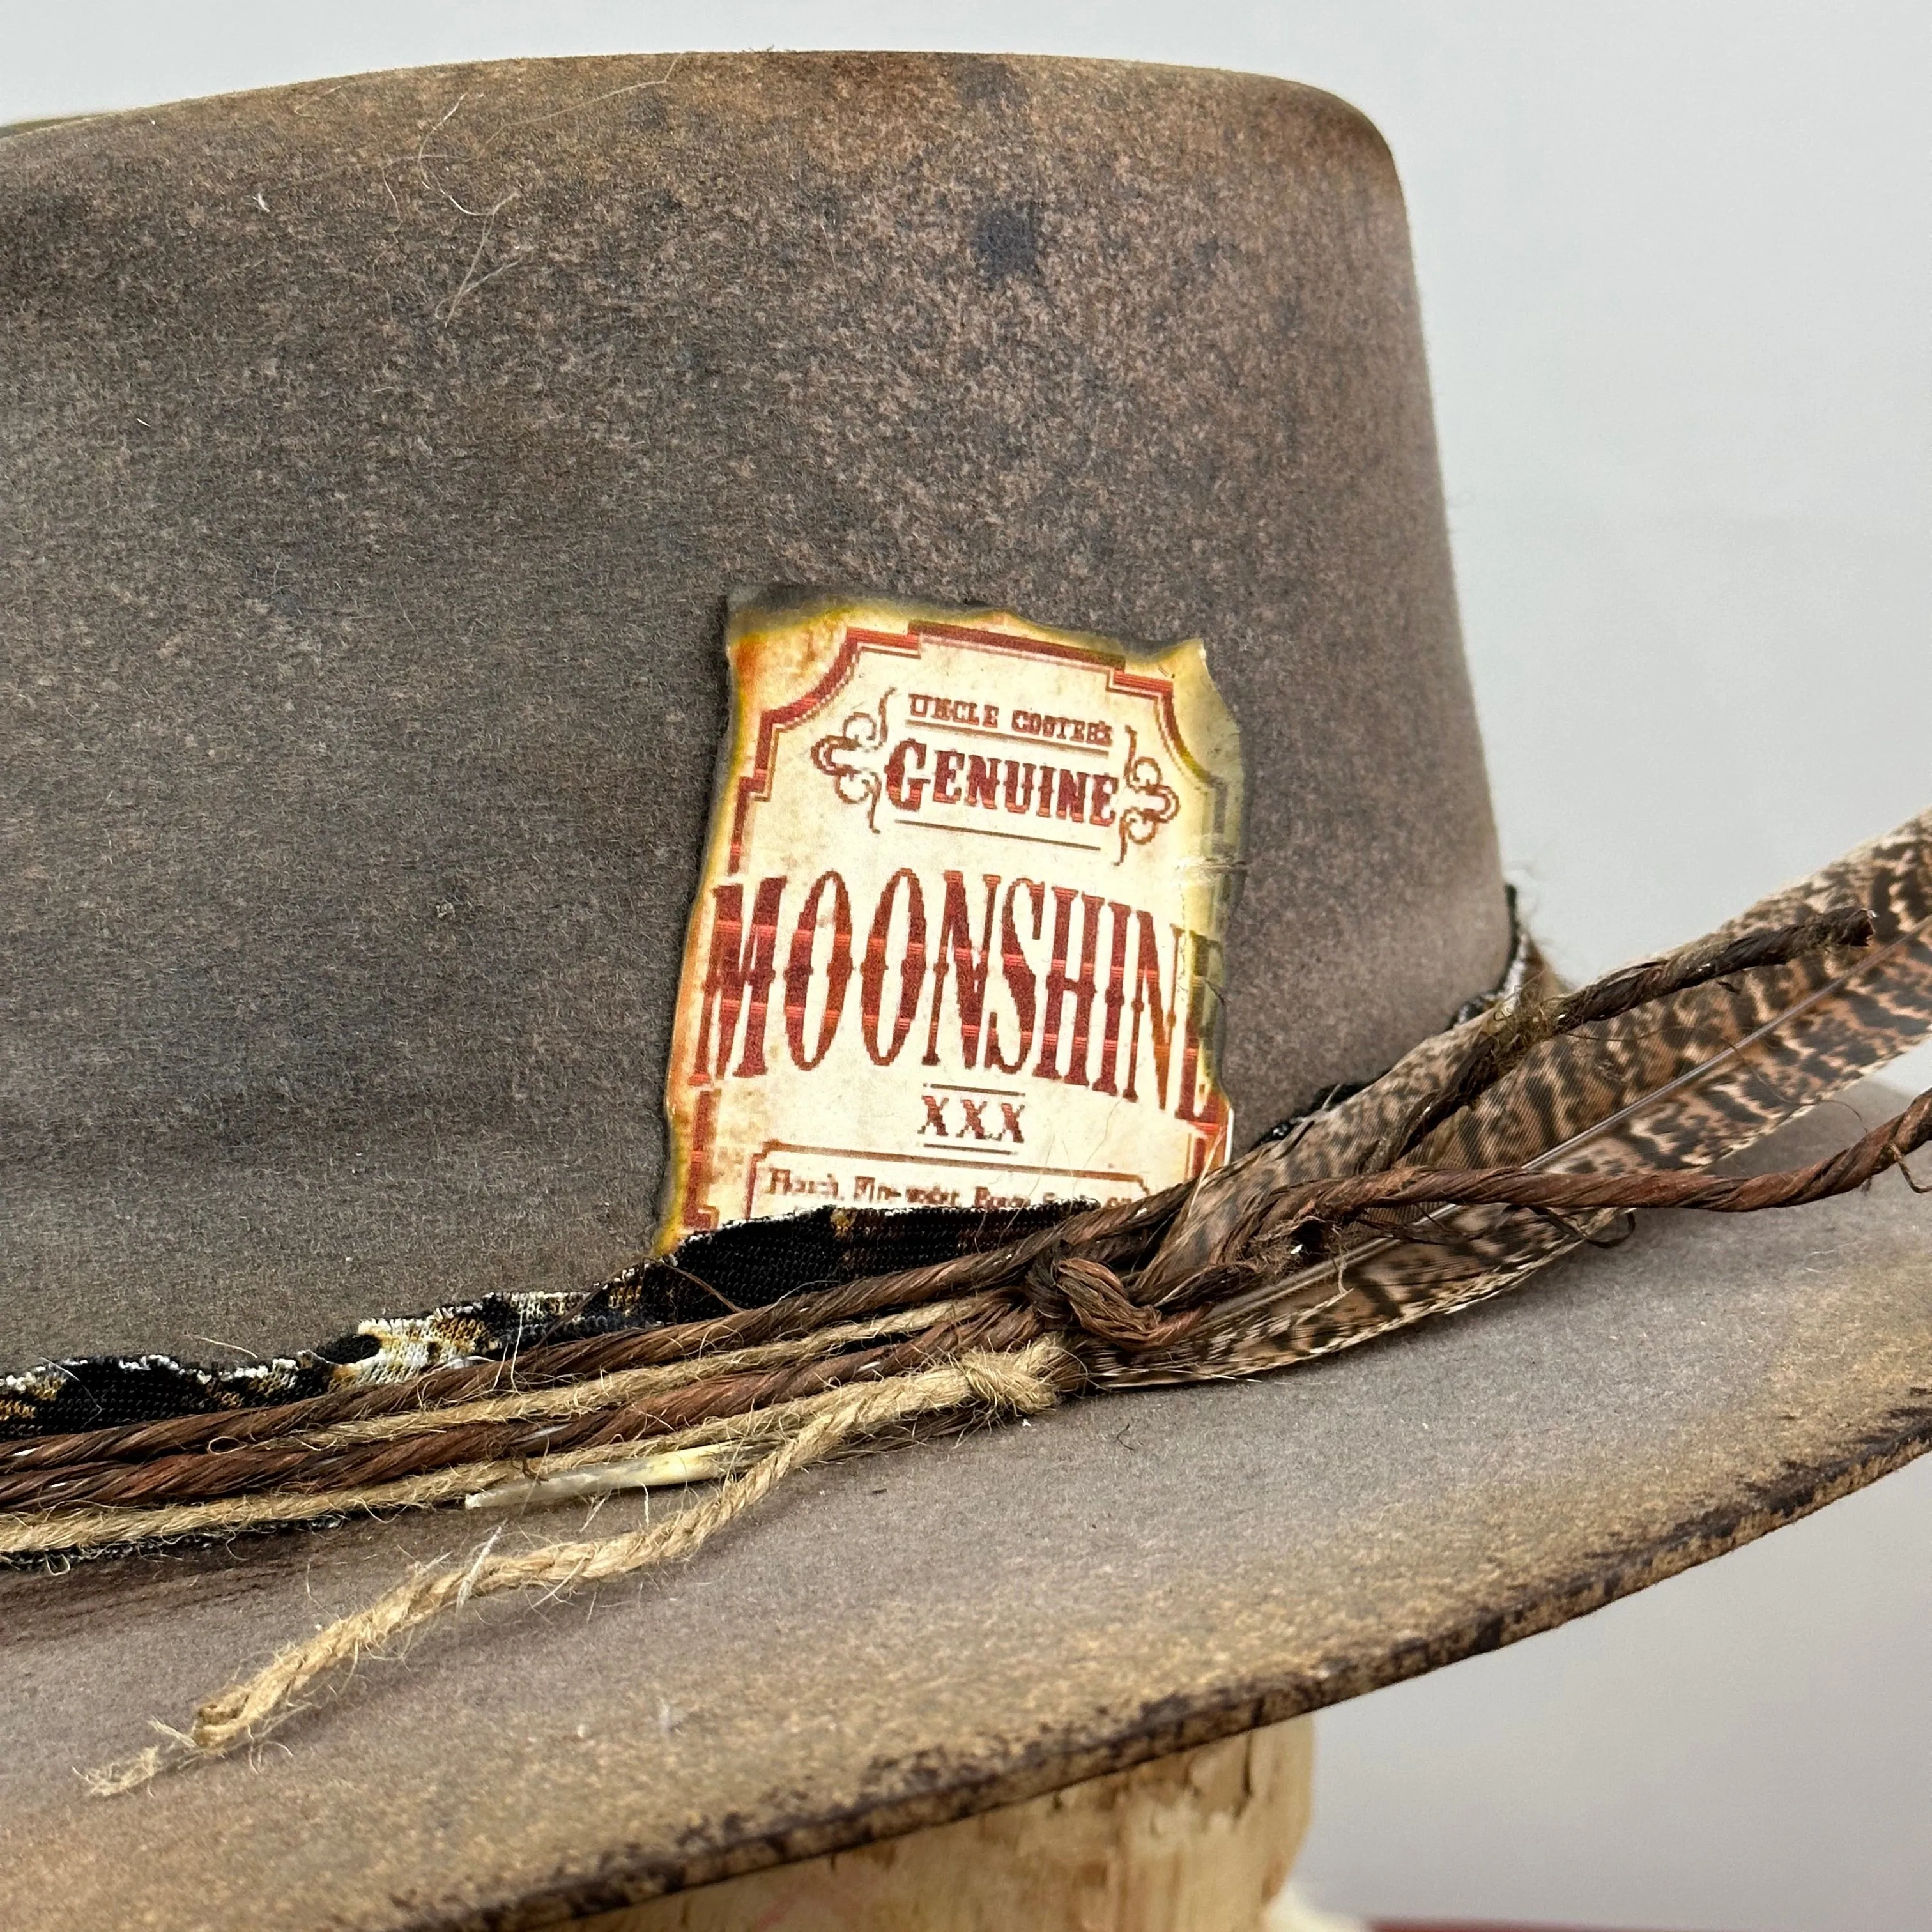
[1117,807,1932,1383]
[1424,809,1932,1177]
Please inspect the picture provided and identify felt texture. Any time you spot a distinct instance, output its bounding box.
[0,53,1505,1367]
[1,1085,1925,1929]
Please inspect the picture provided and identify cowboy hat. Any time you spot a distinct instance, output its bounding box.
[2,52,1926,1931]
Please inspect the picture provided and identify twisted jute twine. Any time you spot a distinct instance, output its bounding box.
[0,1321,981,1558]
[85,1341,1075,1796]
[0,1299,988,1531]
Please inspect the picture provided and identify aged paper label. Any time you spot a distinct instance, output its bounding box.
[657,591,1245,1243]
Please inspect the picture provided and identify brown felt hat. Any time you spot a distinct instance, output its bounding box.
[2,52,1927,1932]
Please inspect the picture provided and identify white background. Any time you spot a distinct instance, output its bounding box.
[5,7,1927,1928]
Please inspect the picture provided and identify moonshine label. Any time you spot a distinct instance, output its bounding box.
[657,591,1246,1243]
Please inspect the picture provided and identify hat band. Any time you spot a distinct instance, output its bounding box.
[8,806,1928,1792]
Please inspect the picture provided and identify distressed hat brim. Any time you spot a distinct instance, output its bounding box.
[3,1083,1924,1932]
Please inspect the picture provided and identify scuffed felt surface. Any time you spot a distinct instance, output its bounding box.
[1,1084,1926,1930]
[0,52,1505,1366]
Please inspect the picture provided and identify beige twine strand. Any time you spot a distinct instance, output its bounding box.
[86,1341,1073,1796]
[3,1305,981,1560]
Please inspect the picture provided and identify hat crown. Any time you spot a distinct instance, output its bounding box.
[1,53,1505,1363]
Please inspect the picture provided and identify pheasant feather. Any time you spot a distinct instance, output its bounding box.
[1121,806,1932,1380]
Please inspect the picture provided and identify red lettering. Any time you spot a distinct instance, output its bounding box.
[932,747,964,804]
[885,739,928,811]
[681,1086,722,1229]
[983,877,1043,1073]
[965,755,1000,809]
[1121,913,1181,1108]
[782,870,852,1070]
[1034,887,1103,1084]
[859,868,928,1065]
[1001,761,1036,813]
[1036,764,1054,817]
[1092,900,1133,1095]
[1174,931,1227,1128]
[1088,774,1118,826]
[1054,769,1089,822]
[923,871,1001,1069]
[694,875,786,1079]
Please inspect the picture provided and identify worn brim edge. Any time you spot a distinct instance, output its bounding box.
[1,1080,1927,1931]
